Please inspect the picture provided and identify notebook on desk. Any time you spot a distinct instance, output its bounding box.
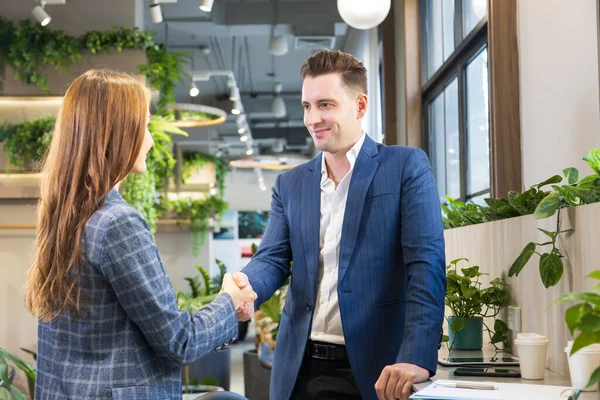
[410,380,576,400]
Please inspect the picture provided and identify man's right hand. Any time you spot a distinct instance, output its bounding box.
[231,272,255,322]
[222,272,257,311]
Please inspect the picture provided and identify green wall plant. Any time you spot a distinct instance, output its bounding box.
[0,18,189,113]
[181,151,230,197]
[0,117,54,170]
[442,148,600,288]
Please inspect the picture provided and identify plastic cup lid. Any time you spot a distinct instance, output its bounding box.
[515,333,549,344]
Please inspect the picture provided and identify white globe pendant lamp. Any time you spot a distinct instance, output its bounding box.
[337,0,391,30]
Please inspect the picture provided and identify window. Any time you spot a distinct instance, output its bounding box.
[421,0,489,202]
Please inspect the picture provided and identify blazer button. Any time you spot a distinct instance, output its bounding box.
[306,302,313,312]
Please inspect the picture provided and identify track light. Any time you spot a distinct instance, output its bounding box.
[150,1,163,24]
[229,86,240,101]
[238,127,246,134]
[272,82,286,117]
[199,0,214,12]
[246,149,254,156]
[189,82,199,97]
[240,135,248,142]
[231,99,242,115]
[32,4,51,26]
[268,35,288,56]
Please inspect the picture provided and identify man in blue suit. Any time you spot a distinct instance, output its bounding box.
[239,49,446,400]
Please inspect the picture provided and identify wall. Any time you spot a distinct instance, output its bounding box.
[444,202,600,376]
[518,0,600,188]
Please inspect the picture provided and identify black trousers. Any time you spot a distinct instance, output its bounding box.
[290,354,362,400]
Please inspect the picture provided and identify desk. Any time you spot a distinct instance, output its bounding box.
[413,348,598,399]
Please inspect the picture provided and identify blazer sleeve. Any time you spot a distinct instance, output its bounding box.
[242,173,293,306]
[396,148,447,376]
[100,208,239,367]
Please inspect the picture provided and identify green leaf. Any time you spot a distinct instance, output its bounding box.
[537,228,557,240]
[450,317,467,333]
[579,314,600,333]
[571,331,600,355]
[587,366,600,389]
[490,331,507,344]
[450,258,468,266]
[441,335,449,343]
[539,253,563,288]
[565,303,589,335]
[461,266,480,278]
[563,168,579,185]
[536,174,562,188]
[556,292,600,308]
[587,270,600,281]
[0,388,11,400]
[534,192,561,219]
[494,319,508,334]
[508,242,536,277]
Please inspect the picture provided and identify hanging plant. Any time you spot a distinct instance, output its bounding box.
[182,151,230,197]
[0,116,55,170]
[0,17,188,114]
[169,196,229,256]
[120,116,188,233]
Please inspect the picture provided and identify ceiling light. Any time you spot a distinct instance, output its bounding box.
[189,82,199,97]
[32,4,51,26]
[149,1,163,24]
[199,0,214,12]
[238,127,246,134]
[268,35,288,56]
[231,108,241,115]
[272,96,286,118]
[229,86,240,101]
[240,135,248,142]
[246,149,254,156]
[337,0,391,30]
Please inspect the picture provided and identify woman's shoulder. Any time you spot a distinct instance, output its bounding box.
[87,189,149,239]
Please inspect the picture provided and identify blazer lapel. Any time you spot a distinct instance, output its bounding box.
[338,136,379,284]
[301,156,322,302]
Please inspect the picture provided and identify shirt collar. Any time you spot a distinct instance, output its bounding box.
[320,132,367,177]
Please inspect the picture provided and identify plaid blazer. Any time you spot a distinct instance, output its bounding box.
[35,189,238,399]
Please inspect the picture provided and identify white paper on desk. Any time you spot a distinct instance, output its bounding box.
[410,380,574,400]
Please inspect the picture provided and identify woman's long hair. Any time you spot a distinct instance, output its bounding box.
[25,69,149,322]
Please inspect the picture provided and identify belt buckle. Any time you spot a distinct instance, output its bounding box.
[312,343,337,360]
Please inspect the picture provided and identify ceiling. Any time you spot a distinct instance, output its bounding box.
[143,0,351,159]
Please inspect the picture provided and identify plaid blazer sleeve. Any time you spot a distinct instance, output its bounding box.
[100,207,238,367]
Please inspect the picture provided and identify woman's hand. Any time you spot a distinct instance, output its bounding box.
[221,272,257,310]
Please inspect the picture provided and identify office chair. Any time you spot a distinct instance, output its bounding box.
[195,391,248,400]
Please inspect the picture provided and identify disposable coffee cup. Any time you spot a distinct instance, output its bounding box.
[514,333,549,380]
[565,340,600,392]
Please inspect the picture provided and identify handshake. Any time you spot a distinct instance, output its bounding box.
[221,272,257,322]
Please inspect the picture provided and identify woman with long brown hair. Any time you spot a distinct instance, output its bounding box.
[24,69,256,399]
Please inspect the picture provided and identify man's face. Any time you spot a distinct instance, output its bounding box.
[301,73,365,156]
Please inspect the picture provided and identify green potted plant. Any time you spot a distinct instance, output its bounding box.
[443,258,510,351]
[176,262,231,392]
[555,270,600,390]
[0,347,36,400]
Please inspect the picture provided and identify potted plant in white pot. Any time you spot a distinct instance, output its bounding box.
[443,258,511,350]
[555,270,600,392]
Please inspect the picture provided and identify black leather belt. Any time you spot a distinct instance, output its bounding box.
[306,340,349,362]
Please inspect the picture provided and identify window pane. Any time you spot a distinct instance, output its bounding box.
[468,192,490,207]
[463,0,486,38]
[429,77,460,201]
[466,47,490,196]
[421,0,455,82]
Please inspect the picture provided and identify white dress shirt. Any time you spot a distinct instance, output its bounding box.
[310,132,367,345]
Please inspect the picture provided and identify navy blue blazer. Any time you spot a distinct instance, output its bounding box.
[35,189,239,399]
[242,135,447,399]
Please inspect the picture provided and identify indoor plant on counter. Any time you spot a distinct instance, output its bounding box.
[443,258,510,351]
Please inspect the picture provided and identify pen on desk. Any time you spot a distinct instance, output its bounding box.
[434,381,498,390]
